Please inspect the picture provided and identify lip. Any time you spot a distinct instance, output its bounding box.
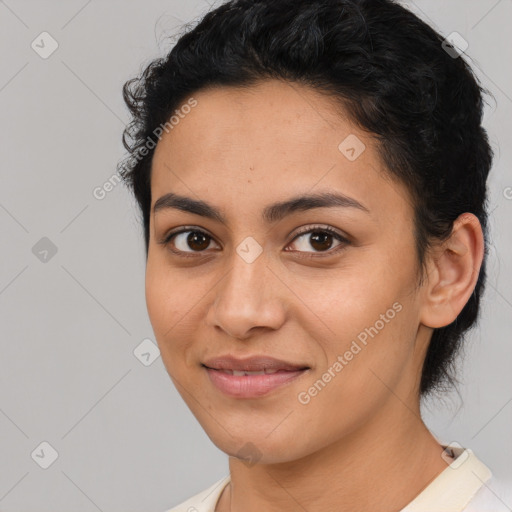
[202,355,310,398]
[202,355,309,372]
[203,366,309,398]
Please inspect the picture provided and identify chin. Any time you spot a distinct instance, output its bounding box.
[202,424,314,466]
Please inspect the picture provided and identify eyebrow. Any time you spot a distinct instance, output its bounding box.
[153,191,370,225]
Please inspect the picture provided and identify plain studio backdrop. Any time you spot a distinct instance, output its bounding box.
[0,0,510,511]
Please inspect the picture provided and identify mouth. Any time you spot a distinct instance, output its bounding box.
[202,366,308,376]
[201,354,310,373]
[201,360,310,398]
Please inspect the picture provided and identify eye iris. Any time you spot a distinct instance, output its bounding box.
[310,231,333,251]
[188,231,210,251]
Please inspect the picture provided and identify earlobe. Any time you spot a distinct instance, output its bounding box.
[419,213,484,329]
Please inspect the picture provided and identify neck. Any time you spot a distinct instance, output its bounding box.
[219,397,448,512]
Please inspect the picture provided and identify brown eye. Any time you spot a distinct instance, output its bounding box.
[161,228,219,254]
[183,231,211,251]
[288,226,349,255]
[309,231,335,251]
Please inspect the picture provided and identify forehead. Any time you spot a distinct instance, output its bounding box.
[155,80,351,161]
[150,79,413,225]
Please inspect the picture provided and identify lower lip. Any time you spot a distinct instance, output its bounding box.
[204,367,308,398]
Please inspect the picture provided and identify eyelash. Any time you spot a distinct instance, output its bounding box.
[158,225,351,259]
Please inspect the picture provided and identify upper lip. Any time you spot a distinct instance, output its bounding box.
[202,355,309,372]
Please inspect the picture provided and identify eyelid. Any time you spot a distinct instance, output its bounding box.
[291,224,350,242]
[158,226,221,257]
[286,224,350,256]
[159,224,351,257]
[158,225,217,245]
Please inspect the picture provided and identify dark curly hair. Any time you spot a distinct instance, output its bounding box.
[118,0,494,397]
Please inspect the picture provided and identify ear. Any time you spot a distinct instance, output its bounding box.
[419,213,484,329]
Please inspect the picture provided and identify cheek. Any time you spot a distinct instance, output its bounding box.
[145,253,196,323]
[145,261,171,331]
[145,261,195,359]
[290,309,415,455]
[291,257,402,341]
[294,253,417,396]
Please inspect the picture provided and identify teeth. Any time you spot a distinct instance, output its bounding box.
[222,369,283,376]
[233,370,266,376]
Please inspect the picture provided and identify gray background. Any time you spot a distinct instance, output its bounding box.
[0,1,510,511]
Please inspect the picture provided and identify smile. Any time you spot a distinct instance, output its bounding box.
[203,366,309,398]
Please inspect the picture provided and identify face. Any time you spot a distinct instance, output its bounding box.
[146,79,430,464]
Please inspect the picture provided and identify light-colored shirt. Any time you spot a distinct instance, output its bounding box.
[165,445,510,511]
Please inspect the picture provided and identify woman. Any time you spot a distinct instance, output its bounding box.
[118,0,508,510]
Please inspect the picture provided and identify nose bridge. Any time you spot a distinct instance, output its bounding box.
[222,241,271,307]
[208,241,284,337]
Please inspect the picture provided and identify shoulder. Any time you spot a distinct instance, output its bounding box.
[400,446,508,512]
[163,476,230,512]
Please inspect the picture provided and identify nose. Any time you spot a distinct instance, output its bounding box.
[205,249,287,340]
